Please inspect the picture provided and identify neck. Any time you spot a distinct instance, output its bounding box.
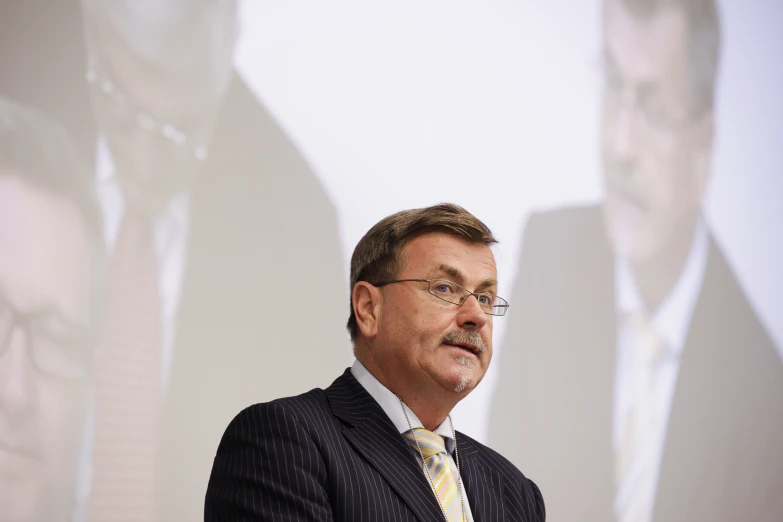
[355,344,460,431]
[397,391,454,432]
[631,217,698,313]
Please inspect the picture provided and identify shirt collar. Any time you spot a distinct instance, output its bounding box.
[614,217,709,356]
[95,135,190,232]
[351,359,456,453]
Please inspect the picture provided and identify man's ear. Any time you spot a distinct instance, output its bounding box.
[353,282,381,339]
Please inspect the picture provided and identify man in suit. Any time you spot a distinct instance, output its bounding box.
[489,0,783,521]
[0,1,350,520]
[0,97,103,522]
[206,203,546,521]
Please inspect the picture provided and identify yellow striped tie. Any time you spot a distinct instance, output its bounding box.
[404,428,464,522]
[616,312,666,522]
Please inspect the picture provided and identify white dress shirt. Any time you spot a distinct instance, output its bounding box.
[351,360,476,522]
[612,218,709,520]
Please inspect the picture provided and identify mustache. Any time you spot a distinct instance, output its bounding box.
[443,330,487,353]
[604,162,649,211]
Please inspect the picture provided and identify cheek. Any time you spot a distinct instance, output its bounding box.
[483,324,494,356]
[643,138,696,206]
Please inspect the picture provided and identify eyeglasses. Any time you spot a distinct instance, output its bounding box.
[600,57,709,134]
[372,279,509,316]
[85,64,209,163]
[0,294,91,381]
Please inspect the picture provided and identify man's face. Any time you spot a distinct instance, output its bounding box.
[86,2,237,207]
[374,233,497,399]
[0,175,94,522]
[601,0,713,263]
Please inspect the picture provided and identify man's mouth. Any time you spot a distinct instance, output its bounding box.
[446,341,478,355]
[605,167,649,213]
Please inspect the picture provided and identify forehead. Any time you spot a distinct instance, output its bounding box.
[0,175,93,323]
[89,6,231,127]
[400,232,497,281]
[604,0,689,84]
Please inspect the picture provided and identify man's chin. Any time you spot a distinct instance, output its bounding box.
[445,366,482,395]
[602,205,654,261]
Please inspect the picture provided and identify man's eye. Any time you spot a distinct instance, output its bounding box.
[477,294,493,305]
[433,283,455,294]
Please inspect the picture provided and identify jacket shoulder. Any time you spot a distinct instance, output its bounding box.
[522,204,605,252]
[223,387,332,437]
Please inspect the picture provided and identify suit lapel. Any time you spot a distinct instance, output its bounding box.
[458,439,504,522]
[326,370,446,522]
[652,238,744,521]
[565,208,617,518]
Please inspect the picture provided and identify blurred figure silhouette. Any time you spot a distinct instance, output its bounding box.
[77,1,349,521]
[489,0,783,521]
[0,97,103,522]
[3,1,348,520]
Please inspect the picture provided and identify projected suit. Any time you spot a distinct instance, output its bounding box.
[489,206,783,522]
[490,0,783,520]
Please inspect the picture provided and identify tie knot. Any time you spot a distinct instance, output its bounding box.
[630,311,652,330]
[630,312,667,362]
[404,428,448,458]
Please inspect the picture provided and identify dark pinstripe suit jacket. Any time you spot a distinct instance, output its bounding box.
[205,369,546,521]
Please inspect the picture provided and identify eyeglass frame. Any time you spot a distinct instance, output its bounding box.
[371,278,509,316]
[85,62,209,163]
[598,54,711,134]
[0,293,92,382]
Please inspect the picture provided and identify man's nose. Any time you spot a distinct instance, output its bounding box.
[609,90,642,162]
[456,294,488,330]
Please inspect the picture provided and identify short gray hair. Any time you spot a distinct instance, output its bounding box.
[82,0,239,100]
[346,203,497,341]
[620,0,721,112]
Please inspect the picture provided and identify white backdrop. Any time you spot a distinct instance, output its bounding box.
[234,0,783,442]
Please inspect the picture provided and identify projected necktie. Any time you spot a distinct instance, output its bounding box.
[615,312,665,522]
[405,428,464,522]
[88,209,163,522]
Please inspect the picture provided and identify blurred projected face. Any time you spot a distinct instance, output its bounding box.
[375,233,496,398]
[601,0,712,263]
[86,0,238,207]
[0,175,93,522]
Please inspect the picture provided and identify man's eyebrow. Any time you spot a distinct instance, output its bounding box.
[435,264,464,282]
[474,278,498,292]
[432,265,497,291]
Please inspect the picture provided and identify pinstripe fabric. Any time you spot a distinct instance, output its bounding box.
[206,368,545,522]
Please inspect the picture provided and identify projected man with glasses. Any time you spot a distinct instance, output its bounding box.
[490,0,783,521]
[206,204,544,522]
[0,98,102,522]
